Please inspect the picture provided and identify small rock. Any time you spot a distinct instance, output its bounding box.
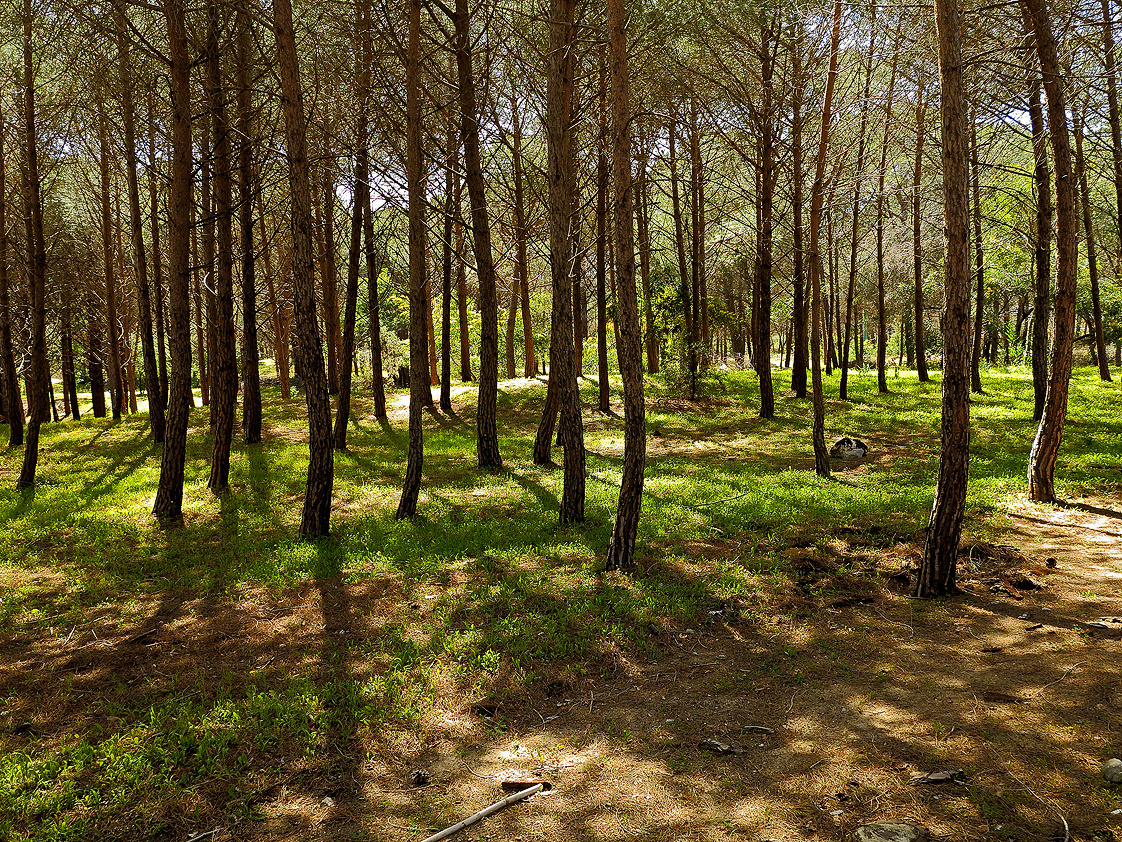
[830,437,869,459]
[1018,613,1030,620]
[321,796,335,807]
[1103,758,1122,784]
[910,769,965,785]
[698,738,745,756]
[855,823,927,842]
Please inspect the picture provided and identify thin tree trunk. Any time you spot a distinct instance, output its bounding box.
[365,182,386,416]
[809,0,842,478]
[604,0,645,571]
[451,0,501,468]
[1027,73,1051,421]
[274,0,335,534]
[148,97,169,408]
[17,0,48,489]
[790,21,807,398]
[237,3,262,443]
[117,3,164,442]
[668,105,695,396]
[98,103,124,421]
[970,109,985,394]
[334,0,370,450]
[596,48,610,412]
[1074,106,1111,382]
[912,79,930,383]
[0,103,23,446]
[441,108,455,410]
[916,0,971,597]
[206,0,238,492]
[152,0,193,522]
[1102,0,1122,270]
[636,143,657,374]
[541,0,585,521]
[840,31,875,401]
[875,18,901,394]
[1025,0,1080,503]
[397,0,426,519]
[510,94,536,377]
[260,191,291,400]
[756,20,777,418]
[321,170,341,395]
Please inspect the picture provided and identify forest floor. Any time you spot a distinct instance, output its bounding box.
[1,366,1120,842]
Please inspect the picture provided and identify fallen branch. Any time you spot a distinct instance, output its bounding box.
[1030,662,1087,698]
[420,783,546,842]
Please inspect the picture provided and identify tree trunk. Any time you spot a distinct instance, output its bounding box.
[365,185,386,416]
[117,3,164,442]
[442,109,455,410]
[320,170,341,396]
[1101,0,1122,272]
[790,23,807,399]
[1027,73,1051,422]
[543,0,585,522]
[260,191,291,401]
[1024,0,1079,504]
[510,94,536,378]
[152,0,193,522]
[840,32,875,402]
[668,106,696,396]
[396,0,426,519]
[17,0,48,489]
[875,18,901,395]
[237,3,262,443]
[636,142,658,374]
[916,0,972,598]
[60,299,79,419]
[98,103,125,421]
[207,0,238,493]
[274,0,335,535]
[451,0,501,468]
[596,48,610,413]
[970,109,986,395]
[808,0,842,478]
[334,0,370,449]
[756,20,777,418]
[148,97,169,408]
[912,80,930,383]
[1074,106,1111,382]
[0,103,23,446]
[604,0,645,571]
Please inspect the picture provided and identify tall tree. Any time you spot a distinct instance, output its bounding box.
[1026,71,1051,422]
[237,3,263,443]
[542,0,585,522]
[116,2,164,442]
[97,100,125,420]
[911,75,930,384]
[1024,0,1079,504]
[0,106,23,447]
[17,0,48,489]
[1074,105,1111,382]
[808,0,842,478]
[604,0,645,570]
[451,0,502,468]
[152,0,194,521]
[916,0,972,598]
[274,0,335,534]
[206,0,238,492]
[396,0,426,519]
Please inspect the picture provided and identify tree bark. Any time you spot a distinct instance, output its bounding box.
[510,94,536,378]
[756,20,777,418]
[916,0,972,598]
[207,0,238,493]
[442,108,456,410]
[1027,73,1051,422]
[1074,106,1111,382]
[274,0,335,535]
[148,97,169,409]
[97,103,125,421]
[152,0,193,522]
[451,0,501,468]
[365,186,387,417]
[397,0,426,519]
[0,103,23,446]
[604,0,645,570]
[790,21,807,399]
[970,109,985,395]
[875,18,901,395]
[912,79,930,383]
[1024,0,1079,504]
[117,3,164,442]
[1101,0,1122,271]
[808,0,842,478]
[237,3,262,443]
[17,0,48,489]
[596,48,610,413]
[542,0,585,522]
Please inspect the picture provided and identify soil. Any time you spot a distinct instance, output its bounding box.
[4,495,1121,841]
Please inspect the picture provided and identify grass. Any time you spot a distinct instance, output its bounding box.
[1,363,1121,841]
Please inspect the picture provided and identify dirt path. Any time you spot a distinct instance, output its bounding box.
[356,498,1122,842]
